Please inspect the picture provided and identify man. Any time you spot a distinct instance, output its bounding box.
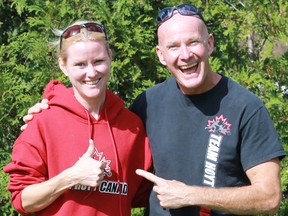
[130,3,285,216]
[21,4,285,216]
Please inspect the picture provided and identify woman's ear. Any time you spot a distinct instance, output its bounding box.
[156,45,167,66]
[58,57,68,76]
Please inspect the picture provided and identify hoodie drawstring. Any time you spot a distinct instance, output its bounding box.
[105,109,123,216]
[86,109,123,216]
[86,110,93,140]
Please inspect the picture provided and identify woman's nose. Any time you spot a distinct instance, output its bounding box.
[85,64,97,76]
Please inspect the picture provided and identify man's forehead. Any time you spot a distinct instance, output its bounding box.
[157,14,208,40]
[159,14,204,29]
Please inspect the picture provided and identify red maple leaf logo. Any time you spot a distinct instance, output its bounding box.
[205,115,231,135]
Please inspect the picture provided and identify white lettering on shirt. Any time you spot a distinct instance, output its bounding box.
[203,134,223,187]
[70,180,128,195]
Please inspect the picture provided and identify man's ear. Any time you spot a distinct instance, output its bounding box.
[109,49,113,58]
[58,58,68,76]
[156,45,167,66]
[207,33,214,56]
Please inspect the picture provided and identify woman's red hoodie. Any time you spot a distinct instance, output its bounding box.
[3,80,153,216]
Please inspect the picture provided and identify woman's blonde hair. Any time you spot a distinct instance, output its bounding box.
[50,20,110,63]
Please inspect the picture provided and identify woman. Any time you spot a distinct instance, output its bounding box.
[4,20,152,216]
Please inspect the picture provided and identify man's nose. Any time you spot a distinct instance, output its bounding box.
[179,46,192,59]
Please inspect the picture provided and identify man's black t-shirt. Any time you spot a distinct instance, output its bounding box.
[130,76,285,216]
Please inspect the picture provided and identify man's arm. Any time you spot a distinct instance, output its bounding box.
[136,158,282,215]
[20,99,49,131]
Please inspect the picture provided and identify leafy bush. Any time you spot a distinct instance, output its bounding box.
[1,0,287,215]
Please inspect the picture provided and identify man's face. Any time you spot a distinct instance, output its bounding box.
[156,13,214,95]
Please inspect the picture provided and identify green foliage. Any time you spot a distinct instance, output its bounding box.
[132,208,145,216]
[0,148,19,216]
[0,0,287,215]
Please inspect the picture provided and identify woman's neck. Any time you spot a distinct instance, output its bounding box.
[74,90,106,120]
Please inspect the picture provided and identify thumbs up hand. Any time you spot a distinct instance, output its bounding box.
[69,139,106,187]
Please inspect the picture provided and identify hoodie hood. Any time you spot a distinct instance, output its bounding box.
[43,80,124,123]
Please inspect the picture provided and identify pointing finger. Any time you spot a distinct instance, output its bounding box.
[136,169,165,186]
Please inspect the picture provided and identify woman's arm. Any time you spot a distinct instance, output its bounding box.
[22,140,106,213]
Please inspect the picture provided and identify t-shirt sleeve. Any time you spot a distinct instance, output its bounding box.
[240,106,286,171]
[129,91,148,125]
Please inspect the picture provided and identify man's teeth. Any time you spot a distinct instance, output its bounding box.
[180,63,197,70]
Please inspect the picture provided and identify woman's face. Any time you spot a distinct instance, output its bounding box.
[59,40,112,105]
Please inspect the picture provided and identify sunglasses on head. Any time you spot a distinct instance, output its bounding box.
[156,3,206,28]
[60,22,107,50]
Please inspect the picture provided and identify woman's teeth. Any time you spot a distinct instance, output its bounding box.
[85,79,101,85]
